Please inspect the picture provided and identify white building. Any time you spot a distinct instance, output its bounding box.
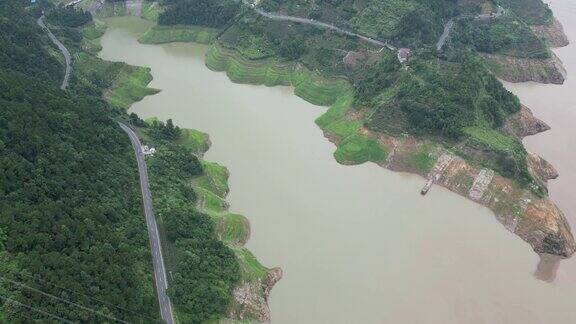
[142,145,156,156]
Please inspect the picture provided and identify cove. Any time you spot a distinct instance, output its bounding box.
[99,16,576,324]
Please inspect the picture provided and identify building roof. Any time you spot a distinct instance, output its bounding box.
[398,48,411,59]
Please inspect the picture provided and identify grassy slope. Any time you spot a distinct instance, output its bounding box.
[139,25,219,44]
[105,66,160,110]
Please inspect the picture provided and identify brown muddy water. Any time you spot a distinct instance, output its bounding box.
[504,0,576,291]
[99,11,576,323]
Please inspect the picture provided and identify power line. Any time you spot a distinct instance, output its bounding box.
[0,276,129,324]
[0,295,76,324]
[15,272,161,322]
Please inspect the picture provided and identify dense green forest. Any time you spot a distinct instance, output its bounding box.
[0,1,241,322]
[158,0,242,27]
[260,0,455,47]
[452,16,550,59]
[142,119,241,323]
[0,2,159,322]
[500,0,553,25]
[47,4,92,27]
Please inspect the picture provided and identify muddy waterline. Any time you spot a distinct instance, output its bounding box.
[99,11,576,323]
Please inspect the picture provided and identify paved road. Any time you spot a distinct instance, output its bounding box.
[436,19,455,51]
[65,0,84,7]
[254,8,396,50]
[119,123,175,324]
[436,5,506,51]
[37,16,72,90]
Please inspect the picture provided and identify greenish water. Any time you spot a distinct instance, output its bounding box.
[99,15,576,324]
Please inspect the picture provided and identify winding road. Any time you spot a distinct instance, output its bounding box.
[39,5,173,322]
[254,8,396,50]
[37,15,71,90]
[119,123,175,324]
[436,5,506,51]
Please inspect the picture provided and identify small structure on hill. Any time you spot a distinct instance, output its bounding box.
[142,145,156,156]
[397,48,411,64]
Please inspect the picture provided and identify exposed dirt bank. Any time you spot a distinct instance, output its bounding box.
[349,126,576,257]
[482,52,566,84]
[504,105,550,138]
[532,18,570,48]
[229,267,283,322]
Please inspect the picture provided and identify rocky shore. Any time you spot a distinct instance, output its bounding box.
[351,117,576,257]
[532,18,570,48]
[482,52,567,84]
[482,16,570,84]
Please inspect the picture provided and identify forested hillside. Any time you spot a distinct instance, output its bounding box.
[0,2,159,321]
[0,1,263,322]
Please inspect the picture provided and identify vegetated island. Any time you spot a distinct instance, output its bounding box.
[0,1,278,323]
[103,0,575,260]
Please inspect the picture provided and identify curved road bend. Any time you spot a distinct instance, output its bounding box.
[37,16,72,90]
[436,5,506,51]
[119,123,175,324]
[254,8,396,50]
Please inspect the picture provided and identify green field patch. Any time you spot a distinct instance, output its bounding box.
[75,52,158,110]
[463,126,520,152]
[205,45,293,86]
[206,44,353,105]
[139,25,219,44]
[291,68,352,106]
[315,94,360,140]
[194,187,228,212]
[176,128,210,155]
[81,21,107,54]
[405,145,435,174]
[231,247,268,281]
[334,134,387,165]
[216,213,250,245]
[106,66,160,110]
[193,161,230,199]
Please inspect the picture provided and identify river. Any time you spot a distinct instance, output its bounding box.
[99,11,576,324]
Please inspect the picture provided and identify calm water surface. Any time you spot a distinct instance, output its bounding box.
[99,12,576,323]
[504,0,576,289]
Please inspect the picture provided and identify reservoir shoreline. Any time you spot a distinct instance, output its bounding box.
[96,5,576,322]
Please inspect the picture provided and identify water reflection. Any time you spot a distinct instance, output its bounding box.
[534,253,562,282]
